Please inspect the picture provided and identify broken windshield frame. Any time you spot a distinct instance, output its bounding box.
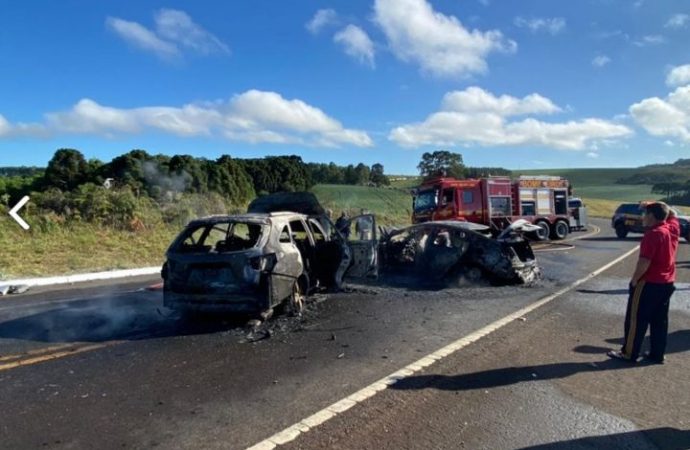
[175,221,267,254]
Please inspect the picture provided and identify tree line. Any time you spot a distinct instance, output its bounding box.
[0,149,393,230]
[615,158,690,206]
[0,148,517,230]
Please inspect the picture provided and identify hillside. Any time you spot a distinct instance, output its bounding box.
[513,168,660,202]
[310,184,411,226]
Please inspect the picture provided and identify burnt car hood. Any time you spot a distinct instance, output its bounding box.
[247,192,325,216]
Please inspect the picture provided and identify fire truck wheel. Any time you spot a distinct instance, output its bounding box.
[534,221,550,241]
[551,221,569,240]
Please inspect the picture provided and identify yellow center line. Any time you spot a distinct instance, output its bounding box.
[0,343,79,362]
[0,340,126,372]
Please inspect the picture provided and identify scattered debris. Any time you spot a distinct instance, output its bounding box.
[0,284,30,296]
[337,353,345,359]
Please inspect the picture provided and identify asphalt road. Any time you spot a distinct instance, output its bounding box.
[1,219,688,450]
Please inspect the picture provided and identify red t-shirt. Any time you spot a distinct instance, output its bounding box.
[640,223,675,283]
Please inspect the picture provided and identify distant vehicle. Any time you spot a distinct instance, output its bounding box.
[412,176,585,241]
[611,202,690,240]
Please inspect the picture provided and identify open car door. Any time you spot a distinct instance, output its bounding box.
[343,214,378,279]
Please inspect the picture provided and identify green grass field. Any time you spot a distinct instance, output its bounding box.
[514,168,638,187]
[311,184,412,226]
[0,214,177,280]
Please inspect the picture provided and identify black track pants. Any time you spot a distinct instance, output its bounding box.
[621,281,675,360]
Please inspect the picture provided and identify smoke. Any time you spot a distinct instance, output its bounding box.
[0,290,157,343]
[140,160,192,199]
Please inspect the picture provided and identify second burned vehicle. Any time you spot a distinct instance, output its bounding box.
[162,193,541,318]
[379,220,541,285]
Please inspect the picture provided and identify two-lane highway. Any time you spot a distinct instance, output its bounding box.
[1,219,685,449]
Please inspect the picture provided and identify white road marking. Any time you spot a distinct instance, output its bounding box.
[568,224,601,241]
[246,244,640,450]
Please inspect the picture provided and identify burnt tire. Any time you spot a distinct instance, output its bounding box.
[551,221,569,240]
[534,221,550,241]
[286,278,306,316]
[615,223,628,239]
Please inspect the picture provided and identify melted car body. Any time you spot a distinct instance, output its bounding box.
[162,192,379,315]
[162,212,353,315]
[379,220,541,285]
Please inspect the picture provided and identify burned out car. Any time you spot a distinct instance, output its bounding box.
[378,220,541,285]
[162,193,378,316]
[162,192,540,318]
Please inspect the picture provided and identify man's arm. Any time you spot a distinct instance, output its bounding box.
[631,257,651,287]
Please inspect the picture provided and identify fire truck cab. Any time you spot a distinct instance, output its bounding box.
[412,176,581,241]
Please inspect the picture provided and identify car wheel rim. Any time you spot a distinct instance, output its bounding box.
[290,282,304,315]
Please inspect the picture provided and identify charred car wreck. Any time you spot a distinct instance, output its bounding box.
[162,193,540,317]
[379,220,541,285]
[162,193,377,316]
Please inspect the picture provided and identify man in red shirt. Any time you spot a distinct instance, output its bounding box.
[608,202,677,363]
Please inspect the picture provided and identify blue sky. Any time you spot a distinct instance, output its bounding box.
[1,0,689,174]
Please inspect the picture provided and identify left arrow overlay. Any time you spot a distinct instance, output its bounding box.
[9,196,30,230]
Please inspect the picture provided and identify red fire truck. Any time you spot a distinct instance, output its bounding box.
[412,176,584,240]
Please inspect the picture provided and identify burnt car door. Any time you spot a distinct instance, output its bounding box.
[307,218,349,288]
[343,214,378,279]
[269,223,303,303]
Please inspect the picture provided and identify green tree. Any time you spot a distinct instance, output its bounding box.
[354,163,370,185]
[44,148,89,191]
[651,182,685,198]
[369,163,390,186]
[344,164,357,185]
[417,150,466,180]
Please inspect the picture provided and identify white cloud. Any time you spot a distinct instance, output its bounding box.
[633,35,666,47]
[666,64,690,87]
[388,87,632,150]
[0,91,373,148]
[440,87,561,116]
[333,25,376,68]
[106,9,229,60]
[106,17,180,59]
[630,85,690,142]
[587,152,600,159]
[373,0,516,78]
[665,13,689,29]
[154,9,229,55]
[592,55,611,68]
[514,17,566,35]
[0,115,11,137]
[306,9,338,35]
